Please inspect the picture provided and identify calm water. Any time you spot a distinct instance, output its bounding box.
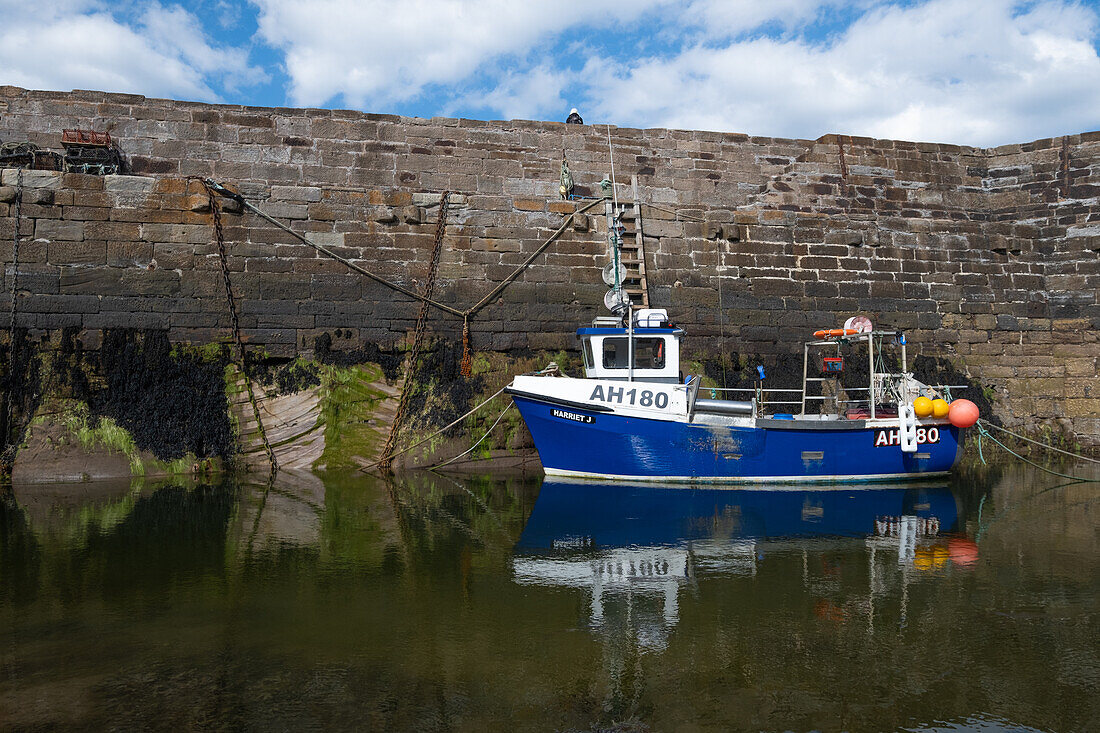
[1,463,1098,732]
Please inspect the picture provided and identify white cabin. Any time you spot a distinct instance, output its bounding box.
[576,309,684,383]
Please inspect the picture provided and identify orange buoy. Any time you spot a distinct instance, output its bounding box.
[948,538,979,568]
[948,398,979,428]
[913,396,933,418]
[931,398,950,419]
[813,328,861,339]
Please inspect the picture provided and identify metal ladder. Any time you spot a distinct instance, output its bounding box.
[603,175,650,310]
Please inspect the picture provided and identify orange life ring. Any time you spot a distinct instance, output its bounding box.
[813,328,860,339]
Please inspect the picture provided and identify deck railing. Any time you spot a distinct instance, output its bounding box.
[680,379,969,419]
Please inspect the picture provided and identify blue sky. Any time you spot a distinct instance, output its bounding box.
[2,0,1099,146]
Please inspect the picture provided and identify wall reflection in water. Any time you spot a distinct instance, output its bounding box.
[0,463,1096,732]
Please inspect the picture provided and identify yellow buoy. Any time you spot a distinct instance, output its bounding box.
[913,396,933,418]
[931,398,950,419]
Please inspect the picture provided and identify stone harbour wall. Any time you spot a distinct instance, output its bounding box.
[0,86,1097,445]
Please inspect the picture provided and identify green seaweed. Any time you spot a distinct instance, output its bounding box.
[39,399,214,478]
[316,362,394,470]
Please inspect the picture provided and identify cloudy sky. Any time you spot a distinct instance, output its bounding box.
[1,0,1098,146]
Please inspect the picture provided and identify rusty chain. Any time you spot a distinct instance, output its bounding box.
[380,191,450,469]
[204,182,279,480]
[3,169,22,459]
[460,314,472,377]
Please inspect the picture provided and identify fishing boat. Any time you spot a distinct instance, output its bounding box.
[506,306,979,484]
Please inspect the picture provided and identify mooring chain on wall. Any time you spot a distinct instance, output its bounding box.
[202,182,279,480]
[380,191,450,469]
[199,177,602,323]
[460,314,472,378]
[197,179,603,468]
[199,179,463,318]
[3,169,23,457]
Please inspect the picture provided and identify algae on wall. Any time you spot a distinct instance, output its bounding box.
[34,399,217,478]
[316,361,398,470]
[3,329,234,481]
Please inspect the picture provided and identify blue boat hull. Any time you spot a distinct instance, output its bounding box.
[511,394,962,483]
[516,480,961,551]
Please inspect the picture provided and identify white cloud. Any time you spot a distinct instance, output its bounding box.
[251,0,668,108]
[0,1,264,102]
[579,0,1100,146]
[253,0,1099,145]
[450,65,571,122]
[681,0,842,38]
[1,0,1094,146]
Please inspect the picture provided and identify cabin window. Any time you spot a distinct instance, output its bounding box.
[602,338,666,370]
[582,340,594,369]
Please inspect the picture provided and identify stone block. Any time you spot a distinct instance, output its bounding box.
[23,188,54,205]
[513,198,545,212]
[400,205,422,224]
[304,232,345,249]
[106,241,153,268]
[35,219,84,242]
[271,185,323,202]
[1,169,60,188]
[372,207,398,224]
[59,267,123,294]
[48,240,106,265]
[257,201,307,219]
[104,175,155,193]
[258,274,311,300]
[1064,399,1100,418]
[188,194,211,212]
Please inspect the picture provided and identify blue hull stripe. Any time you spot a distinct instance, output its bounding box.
[512,394,962,483]
[516,480,961,550]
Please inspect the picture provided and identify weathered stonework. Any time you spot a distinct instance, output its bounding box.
[0,87,1097,445]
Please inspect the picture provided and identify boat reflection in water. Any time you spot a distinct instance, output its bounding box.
[512,479,973,650]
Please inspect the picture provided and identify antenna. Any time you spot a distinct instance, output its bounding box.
[606,125,619,210]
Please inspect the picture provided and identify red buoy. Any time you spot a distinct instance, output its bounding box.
[948,399,979,428]
[948,538,979,568]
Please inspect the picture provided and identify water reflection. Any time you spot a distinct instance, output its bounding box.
[513,480,971,653]
[0,463,1097,732]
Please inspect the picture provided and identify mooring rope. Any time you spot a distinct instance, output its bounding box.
[973,419,1097,483]
[358,384,510,472]
[198,178,602,319]
[198,178,602,378]
[979,420,1100,465]
[429,401,515,469]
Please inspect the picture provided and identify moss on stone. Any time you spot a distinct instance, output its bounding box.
[316,362,394,470]
[38,398,215,478]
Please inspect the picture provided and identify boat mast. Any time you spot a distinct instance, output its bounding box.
[607,124,633,382]
[868,333,876,420]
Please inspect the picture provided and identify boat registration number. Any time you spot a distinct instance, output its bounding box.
[552,408,594,424]
[874,427,941,447]
[588,385,669,409]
